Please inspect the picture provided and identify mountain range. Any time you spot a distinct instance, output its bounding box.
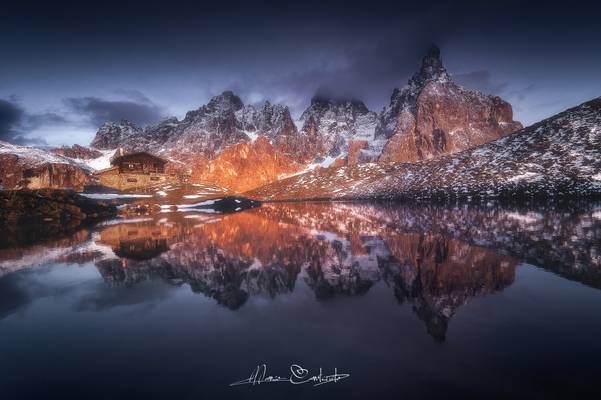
[0,46,599,200]
[82,45,523,191]
[89,47,520,166]
[247,97,601,200]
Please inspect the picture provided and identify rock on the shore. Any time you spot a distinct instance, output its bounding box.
[0,189,117,225]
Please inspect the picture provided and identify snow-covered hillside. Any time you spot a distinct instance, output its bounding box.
[66,149,115,171]
[246,97,601,201]
[0,141,79,167]
[0,141,115,172]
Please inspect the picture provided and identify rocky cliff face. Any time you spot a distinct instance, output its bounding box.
[247,97,601,201]
[377,46,522,162]
[237,100,298,140]
[0,141,90,191]
[298,97,379,159]
[189,136,302,192]
[51,144,102,159]
[90,119,143,150]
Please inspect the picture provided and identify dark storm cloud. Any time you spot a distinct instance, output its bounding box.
[64,96,164,127]
[25,112,67,128]
[227,32,449,114]
[0,98,24,141]
[0,98,53,145]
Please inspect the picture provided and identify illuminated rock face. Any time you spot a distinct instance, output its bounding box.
[377,46,522,163]
[188,136,302,193]
[0,141,90,191]
[82,47,521,192]
[247,97,601,201]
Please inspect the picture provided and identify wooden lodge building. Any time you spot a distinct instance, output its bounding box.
[95,151,177,190]
[113,152,166,174]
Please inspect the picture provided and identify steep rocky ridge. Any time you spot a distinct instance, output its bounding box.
[376,46,522,162]
[246,97,601,201]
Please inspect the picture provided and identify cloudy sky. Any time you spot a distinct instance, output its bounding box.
[1,0,600,146]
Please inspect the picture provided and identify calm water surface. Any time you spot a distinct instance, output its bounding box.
[1,202,601,399]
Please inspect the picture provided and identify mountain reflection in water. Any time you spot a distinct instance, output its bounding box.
[2,201,600,342]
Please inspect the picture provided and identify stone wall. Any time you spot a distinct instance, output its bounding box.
[97,170,178,191]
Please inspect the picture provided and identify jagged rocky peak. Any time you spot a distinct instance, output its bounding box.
[51,144,102,159]
[90,119,143,150]
[411,45,450,87]
[304,95,372,117]
[375,45,522,162]
[88,90,304,161]
[207,90,244,112]
[298,94,378,157]
[237,100,298,138]
[309,95,369,111]
[376,45,451,140]
[183,90,243,122]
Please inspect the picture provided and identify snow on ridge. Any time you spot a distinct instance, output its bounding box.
[0,141,116,173]
[0,140,74,166]
[246,97,601,201]
[70,149,116,171]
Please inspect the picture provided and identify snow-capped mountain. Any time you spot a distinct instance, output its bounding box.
[38,46,528,193]
[90,91,300,160]
[375,46,522,163]
[298,96,379,158]
[246,97,601,201]
[87,47,522,175]
[90,119,144,150]
[236,100,298,140]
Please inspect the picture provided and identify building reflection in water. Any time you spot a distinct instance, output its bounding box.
[1,201,600,340]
